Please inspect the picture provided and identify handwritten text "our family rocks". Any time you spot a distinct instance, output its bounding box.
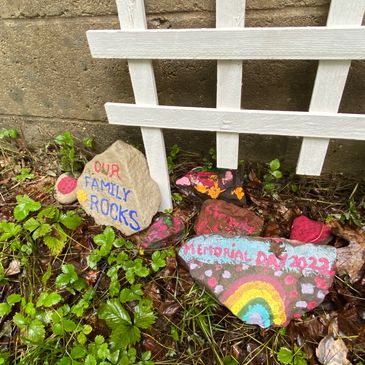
[84,161,141,231]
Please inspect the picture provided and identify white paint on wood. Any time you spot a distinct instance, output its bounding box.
[216,0,245,169]
[86,27,365,60]
[105,103,365,140]
[297,0,365,175]
[115,0,172,210]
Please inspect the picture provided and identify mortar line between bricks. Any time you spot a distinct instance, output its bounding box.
[0,5,329,23]
[0,113,107,125]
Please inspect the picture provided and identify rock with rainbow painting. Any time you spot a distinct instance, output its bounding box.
[178,235,336,328]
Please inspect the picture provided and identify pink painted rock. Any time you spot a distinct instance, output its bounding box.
[195,199,263,237]
[290,216,332,244]
[55,173,78,204]
[141,215,185,250]
[176,168,245,205]
[179,235,336,328]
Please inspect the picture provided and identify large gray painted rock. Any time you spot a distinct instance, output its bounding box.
[179,235,336,328]
[76,141,160,236]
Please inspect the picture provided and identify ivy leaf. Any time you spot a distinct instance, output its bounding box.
[13,195,41,221]
[0,221,22,241]
[27,319,45,343]
[94,227,115,247]
[133,303,156,329]
[33,223,52,240]
[59,211,82,230]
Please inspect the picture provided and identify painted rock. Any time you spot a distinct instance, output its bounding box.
[76,140,161,236]
[176,168,245,205]
[179,235,336,328]
[195,199,263,236]
[141,215,185,250]
[290,216,332,244]
[55,173,78,204]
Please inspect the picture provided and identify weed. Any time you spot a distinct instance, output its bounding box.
[0,128,18,140]
[15,168,35,182]
[263,159,283,198]
[277,346,307,365]
[167,144,180,173]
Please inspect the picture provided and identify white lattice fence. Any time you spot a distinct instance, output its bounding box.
[87,0,365,211]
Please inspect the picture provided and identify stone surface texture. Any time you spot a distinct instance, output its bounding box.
[141,215,185,250]
[195,200,263,236]
[54,173,78,204]
[176,169,245,205]
[290,216,332,244]
[179,235,336,328]
[76,140,160,236]
[1,0,365,174]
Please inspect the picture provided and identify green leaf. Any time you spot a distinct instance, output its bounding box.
[95,335,105,345]
[277,347,294,364]
[134,303,156,329]
[14,195,41,221]
[87,249,102,269]
[43,223,68,255]
[97,343,110,359]
[63,319,77,332]
[151,251,166,272]
[16,168,35,182]
[271,170,283,179]
[27,319,45,343]
[23,218,40,233]
[13,313,28,328]
[38,205,59,220]
[55,132,74,147]
[71,345,86,359]
[83,324,92,335]
[94,227,115,247]
[77,332,87,345]
[269,159,280,171]
[7,294,22,306]
[83,137,94,149]
[119,284,143,303]
[0,303,11,316]
[98,300,132,329]
[0,128,18,139]
[59,211,82,230]
[0,221,22,241]
[33,223,52,240]
[36,292,62,308]
[42,264,52,288]
[56,264,78,287]
[85,355,97,365]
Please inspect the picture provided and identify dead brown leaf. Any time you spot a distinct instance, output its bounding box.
[316,335,350,365]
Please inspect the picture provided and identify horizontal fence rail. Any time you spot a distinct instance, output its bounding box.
[106,103,365,141]
[87,0,365,209]
[87,27,365,60]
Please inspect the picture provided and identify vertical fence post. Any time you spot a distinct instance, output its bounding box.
[296,0,365,175]
[216,1,246,170]
[116,0,172,210]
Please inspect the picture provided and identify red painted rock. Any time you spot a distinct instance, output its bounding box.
[195,200,263,237]
[290,216,332,244]
[179,235,336,328]
[176,168,245,205]
[55,174,78,204]
[141,215,185,250]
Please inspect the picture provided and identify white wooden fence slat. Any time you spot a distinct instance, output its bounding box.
[116,0,172,211]
[86,27,365,60]
[105,103,365,140]
[297,0,365,175]
[216,0,245,169]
